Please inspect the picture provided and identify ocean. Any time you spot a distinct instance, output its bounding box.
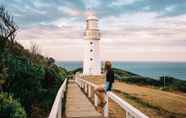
[56,61,186,80]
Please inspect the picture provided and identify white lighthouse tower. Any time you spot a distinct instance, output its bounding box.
[83,11,101,75]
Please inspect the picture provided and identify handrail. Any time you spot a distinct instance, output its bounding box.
[75,75,149,118]
[48,78,67,118]
[107,92,149,118]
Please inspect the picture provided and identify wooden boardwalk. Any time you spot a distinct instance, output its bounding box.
[49,78,149,118]
[65,80,102,118]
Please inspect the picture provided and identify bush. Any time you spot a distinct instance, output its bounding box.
[1,56,42,116]
[159,76,186,92]
[0,92,26,118]
[71,67,83,74]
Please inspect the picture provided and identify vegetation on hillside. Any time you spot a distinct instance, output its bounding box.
[0,6,68,117]
[112,68,186,92]
[0,92,27,118]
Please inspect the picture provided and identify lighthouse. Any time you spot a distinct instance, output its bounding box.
[83,11,101,75]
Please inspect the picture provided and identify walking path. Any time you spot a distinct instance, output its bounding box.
[65,80,102,118]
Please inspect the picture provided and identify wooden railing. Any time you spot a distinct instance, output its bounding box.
[48,78,67,118]
[75,74,149,118]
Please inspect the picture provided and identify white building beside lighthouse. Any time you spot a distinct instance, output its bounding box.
[83,11,101,75]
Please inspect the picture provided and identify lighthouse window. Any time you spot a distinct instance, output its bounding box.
[90,42,93,45]
[90,49,93,52]
[90,58,93,61]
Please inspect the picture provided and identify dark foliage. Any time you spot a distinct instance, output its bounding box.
[70,67,83,74]
[0,92,26,118]
[160,76,186,92]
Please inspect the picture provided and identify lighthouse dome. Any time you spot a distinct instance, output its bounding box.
[86,11,98,20]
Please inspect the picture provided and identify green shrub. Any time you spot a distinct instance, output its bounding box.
[71,68,82,74]
[160,76,186,92]
[0,92,26,118]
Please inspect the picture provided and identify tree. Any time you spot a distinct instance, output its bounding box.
[0,6,18,44]
[30,41,40,58]
[48,57,55,65]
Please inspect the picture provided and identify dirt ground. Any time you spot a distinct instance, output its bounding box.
[84,76,186,118]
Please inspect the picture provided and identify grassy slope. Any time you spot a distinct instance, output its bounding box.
[84,76,186,118]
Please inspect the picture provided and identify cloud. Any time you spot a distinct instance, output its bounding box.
[60,7,82,17]
[2,0,186,27]
[82,0,101,9]
[16,11,186,61]
[2,0,186,61]
[100,12,186,50]
[165,5,176,12]
[109,0,140,6]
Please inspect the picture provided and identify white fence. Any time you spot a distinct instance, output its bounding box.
[48,78,67,118]
[75,75,149,118]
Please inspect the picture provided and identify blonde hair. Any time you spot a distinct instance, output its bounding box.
[104,61,112,71]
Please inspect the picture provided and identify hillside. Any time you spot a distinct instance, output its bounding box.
[72,67,186,93]
[83,76,186,118]
[0,6,68,118]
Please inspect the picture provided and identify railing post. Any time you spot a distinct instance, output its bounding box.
[85,83,87,93]
[82,82,84,88]
[83,82,85,89]
[85,84,88,93]
[104,93,109,117]
[88,85,91,98]
[80,81,82,88]
[94,94,98,107]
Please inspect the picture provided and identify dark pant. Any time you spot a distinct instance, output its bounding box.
[107,82,112,91]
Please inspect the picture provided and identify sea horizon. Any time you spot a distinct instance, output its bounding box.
[57,61,186,81]
[56,60,186,63]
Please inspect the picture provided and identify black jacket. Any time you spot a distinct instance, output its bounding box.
[106,69,115,83]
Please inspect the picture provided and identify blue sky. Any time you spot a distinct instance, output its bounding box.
[1,0,186,61]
